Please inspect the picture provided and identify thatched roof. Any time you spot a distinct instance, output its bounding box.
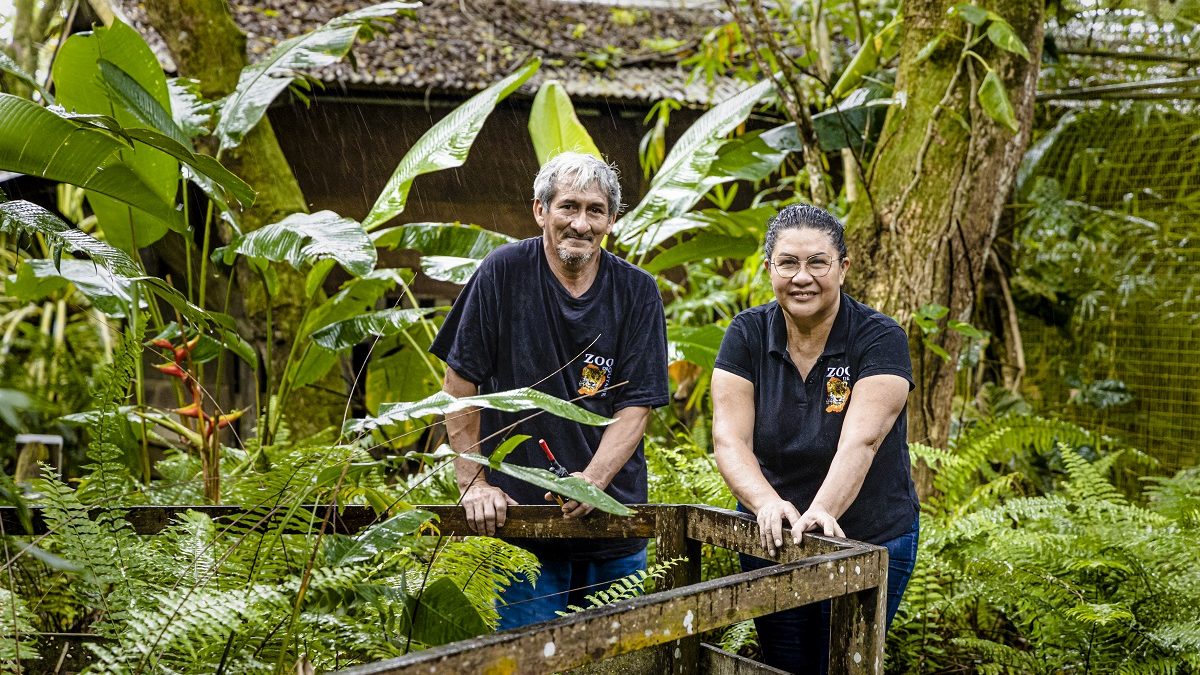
[122,0,742,105]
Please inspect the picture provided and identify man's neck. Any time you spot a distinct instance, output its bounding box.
[544,246,602,299]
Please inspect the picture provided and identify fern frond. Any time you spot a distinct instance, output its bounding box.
[419,537,538,627]
[718,619,757,653]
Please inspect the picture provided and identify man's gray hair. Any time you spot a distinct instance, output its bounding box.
[532,152,623,216]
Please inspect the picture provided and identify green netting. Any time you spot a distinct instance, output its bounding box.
[1016,104,1200,470]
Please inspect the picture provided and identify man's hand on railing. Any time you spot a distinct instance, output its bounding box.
[461,482,518,536]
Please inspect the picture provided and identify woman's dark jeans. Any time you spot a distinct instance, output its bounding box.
[739,516,920,675]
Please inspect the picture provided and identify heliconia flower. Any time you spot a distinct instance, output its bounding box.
[150,338,174,349]
[216,409,245,428]
[174,336,202,362]
[174,402,204,418]
[154,362,187,378]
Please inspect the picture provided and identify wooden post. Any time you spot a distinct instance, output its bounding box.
[829,548,887,674]
[655,505,703,675]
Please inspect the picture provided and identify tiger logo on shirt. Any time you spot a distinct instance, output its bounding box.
[577,353,613,397]
[825,375,851,413]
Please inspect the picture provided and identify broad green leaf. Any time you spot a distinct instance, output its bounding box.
[408,577,489,646]
[614,79,775,250]
[986,19,1032,61]
[98,59,189,147]
[216,2,418,150]
[344,388,612,436]
[291,345,342,389]
[948,319,988,340]
[643,231,758,274]
[167,77,212,139]
[490,434,531,466]
[365,340,442,415]
[706,124,800,183]
[460,453,633,516]
[138,276,237,331]
[309,307,438,350]
[948,3,989,25]
[914,32,946,64]
[639,205,773,255]
[305,268,411,333]
[0,96,180,229]
[667,324,727,371]
[528,79,602,164]
[812,88,903,152]
[325,508,436,565]
[979,70,1019,133]
[420,255,483,284]
[0,50,52,103]
[372,222,516,259]
[215,210,376,277]
[0,200,139,276]
[11,259,136,316]
[363,59,540,230]
[122,127,254,208]
[53,20,179,252]
[831,17,901,98]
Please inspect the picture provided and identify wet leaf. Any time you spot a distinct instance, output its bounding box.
[309,307,438,350]
[0,200,139,276]
[461,453,633,516]
[490,434,531,465]
[344,388,612,436]
[528,80,602,164]
[215,210,376,276]
[407,577,489,646]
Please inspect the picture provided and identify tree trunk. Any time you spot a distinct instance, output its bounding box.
[843,0,1043,489]
[140,0,344,440]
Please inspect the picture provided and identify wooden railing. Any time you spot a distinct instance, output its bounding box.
[0,504,888,674]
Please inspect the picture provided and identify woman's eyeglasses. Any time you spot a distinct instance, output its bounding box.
[770,254,841,278]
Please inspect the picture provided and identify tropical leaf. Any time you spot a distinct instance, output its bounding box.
[365,343,442,415]
[460,453,633,516]
[325,508,436,565]
[97,59,189,146]
[0,95,180,228]
[0,50,52,102]
[362,59,540,230]
[831,17,901,98]
[637,205,774,255]
[309,307,438,350]
[372,222,516,259]
[979,70,1019,133]
[986,18,1032,60]
[215,210,376,277]
[667,324,727,371]
[407,577,489,646]
[52,20,180,252]
[9,259,136,317]
[419,255,484,284]
[643,230,759,274]
[216,1,417,150]
[613,79,774,251]
[0,200,138,275]
[167,77,213,140]
[528,79,602,164]
[344,388,612,435]
[704,124,799,183]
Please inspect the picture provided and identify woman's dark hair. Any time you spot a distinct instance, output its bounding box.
[763,204,848,260]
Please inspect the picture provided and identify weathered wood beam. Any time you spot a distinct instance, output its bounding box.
[683,505,850,560]
[332,546,885,675]
[700,643,791,675]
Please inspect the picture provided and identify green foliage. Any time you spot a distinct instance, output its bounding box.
[528,80,602,163]
[559,556,687,615]
[890,413,1200,674]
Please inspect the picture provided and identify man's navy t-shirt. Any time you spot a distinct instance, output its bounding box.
[430,237,669,560]
[714,294,919,544]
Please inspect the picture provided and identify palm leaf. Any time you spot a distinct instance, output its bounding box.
[343,387,612,435]
[309,307,438,350]
[613,79,774,252]
[0,200,138,275]
[528,79,602,164]
[0,95,180,227]
[216,2,417,151]
[362,59,540,230]
[214,210,376,277]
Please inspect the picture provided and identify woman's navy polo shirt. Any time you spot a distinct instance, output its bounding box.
[714,293,919,544]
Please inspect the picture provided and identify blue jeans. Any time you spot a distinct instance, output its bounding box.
[496,547,648,631]
[739,516,920,675]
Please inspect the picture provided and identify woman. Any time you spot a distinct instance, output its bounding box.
[712,204,920,674]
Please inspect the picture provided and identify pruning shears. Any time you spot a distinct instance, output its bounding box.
[538,438,569,506]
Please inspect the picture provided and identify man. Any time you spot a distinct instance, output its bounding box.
[429,152,669,629]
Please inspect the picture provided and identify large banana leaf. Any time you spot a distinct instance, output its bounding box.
[53,20,179,252]
[373,222,516,283]
[344,387,612,436]
[0,96,180,228]
[9,259,136,317]
[362,59,540,230]
[0,200,138,275]
[418,256,485,284]
[215,210,376,277]
[643,230,760,274]
[667,324,727,371]
[459,453,634,516]
[168,77,213,140]
[310,307,438,350]
[528,80,602,164]
[216,2,417,151]
[365,339,442,415]
[613,79,775,252]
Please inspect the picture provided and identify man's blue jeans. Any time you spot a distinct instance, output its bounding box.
[496,547,648,631]
[739,516,920,675]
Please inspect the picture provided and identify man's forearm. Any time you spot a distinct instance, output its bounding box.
[443,367,485,492]
[581,406,651,488]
